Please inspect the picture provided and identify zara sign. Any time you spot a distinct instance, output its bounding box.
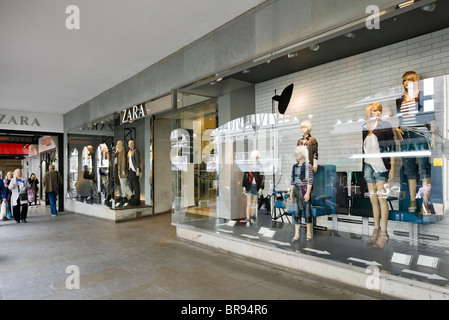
[120,104,147,125]
[0,109,63,133]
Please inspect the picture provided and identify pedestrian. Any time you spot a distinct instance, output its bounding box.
[42,164,63,217]
[28,173,39,206]
[8,169,30,223]
[3,171,13,220]
[0,177,7,220]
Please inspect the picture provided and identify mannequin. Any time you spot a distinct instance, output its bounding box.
[290,145,313,242]
[395,71,435,215]
[115,140,133,206]
[363,103,395,248]
[128,139,141,206]
[242,150,264,228]
[297,120,318,173]
[83,145,95,180]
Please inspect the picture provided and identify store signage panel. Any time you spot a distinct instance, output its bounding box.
[391,252,413,266]
[39,135,57,153]
[0,109,63,133]
[417,255,440,269]
[120,104,147,125]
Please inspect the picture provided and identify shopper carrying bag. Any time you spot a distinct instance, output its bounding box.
[8,169,30,223]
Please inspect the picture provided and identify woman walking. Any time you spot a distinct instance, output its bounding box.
[8,169,30,223]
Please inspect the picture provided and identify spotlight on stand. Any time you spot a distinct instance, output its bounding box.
[272,83,294,114]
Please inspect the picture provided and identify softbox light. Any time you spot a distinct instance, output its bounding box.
[272,83,294,114]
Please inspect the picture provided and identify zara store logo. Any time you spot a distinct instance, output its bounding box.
[0,114,40,127]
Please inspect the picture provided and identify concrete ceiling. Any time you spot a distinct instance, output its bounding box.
[0,0,266,115]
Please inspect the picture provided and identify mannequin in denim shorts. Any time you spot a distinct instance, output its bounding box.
[395,71,435,215]
[242,150,264,228]
[363,103,395,248]
[290,145,314,242]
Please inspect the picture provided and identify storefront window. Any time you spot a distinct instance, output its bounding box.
[172,67,449,286]
[67,111,152,211]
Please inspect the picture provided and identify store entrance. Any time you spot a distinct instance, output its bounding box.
[0,130,64,213]
[170,93,218,218]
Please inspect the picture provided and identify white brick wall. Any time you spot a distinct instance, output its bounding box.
[256,27,449,247]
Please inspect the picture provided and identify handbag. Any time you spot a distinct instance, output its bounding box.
[19,192,28,201]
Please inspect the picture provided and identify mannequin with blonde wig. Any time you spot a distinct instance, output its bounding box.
[363,103,395,248]
[290,145,314,242]
[395,71,435,215]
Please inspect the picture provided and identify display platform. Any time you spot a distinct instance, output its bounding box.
[175,212,449,292]
[65,199,153,222]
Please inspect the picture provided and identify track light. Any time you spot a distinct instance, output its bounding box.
[309,44,320,52]
[421,2,436,12]
[344,32,355,39]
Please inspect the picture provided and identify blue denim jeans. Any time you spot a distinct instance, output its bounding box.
[363,164,389,184]
[47,191,57,215]
[401,129,431,180]
[245,184,259,196]
[292,185,312,225]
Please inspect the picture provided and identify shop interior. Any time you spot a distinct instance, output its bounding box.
[0,131,63,212]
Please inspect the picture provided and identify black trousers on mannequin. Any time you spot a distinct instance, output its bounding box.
[128,170,140,205]
[13,198,28,222]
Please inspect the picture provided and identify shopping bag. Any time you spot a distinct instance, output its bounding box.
[1,201,5,217]
[6,203,12,219]
[28,189,35,203]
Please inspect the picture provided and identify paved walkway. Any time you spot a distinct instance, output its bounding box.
[0,205,383,300]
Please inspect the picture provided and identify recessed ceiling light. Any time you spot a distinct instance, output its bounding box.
[287,52,298,58]
[309,44,320,52]
[344,32,355,39]
[242,69,251,74]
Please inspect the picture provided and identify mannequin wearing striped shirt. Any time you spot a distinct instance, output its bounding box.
[395,71,435,215]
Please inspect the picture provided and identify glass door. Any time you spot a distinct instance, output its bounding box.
[171,91,218,219]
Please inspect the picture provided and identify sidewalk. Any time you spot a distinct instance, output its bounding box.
[0,205,381,300]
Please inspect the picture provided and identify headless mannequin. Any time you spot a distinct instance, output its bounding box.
[395,72,434,214]
[290,146,312,242]
[128,140,141,205]
[115,140,133,206]
[242,150,263,228]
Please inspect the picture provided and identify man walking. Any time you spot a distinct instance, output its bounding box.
[43,165,63,217]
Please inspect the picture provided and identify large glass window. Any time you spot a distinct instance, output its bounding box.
[172,67,449,287]
[67,111,152,211]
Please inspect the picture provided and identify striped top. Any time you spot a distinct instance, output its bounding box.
[396,93,435,136]
[400,99,419,127]
[291,161,313,187]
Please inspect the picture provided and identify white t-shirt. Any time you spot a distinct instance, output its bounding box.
[364,134,387,173]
